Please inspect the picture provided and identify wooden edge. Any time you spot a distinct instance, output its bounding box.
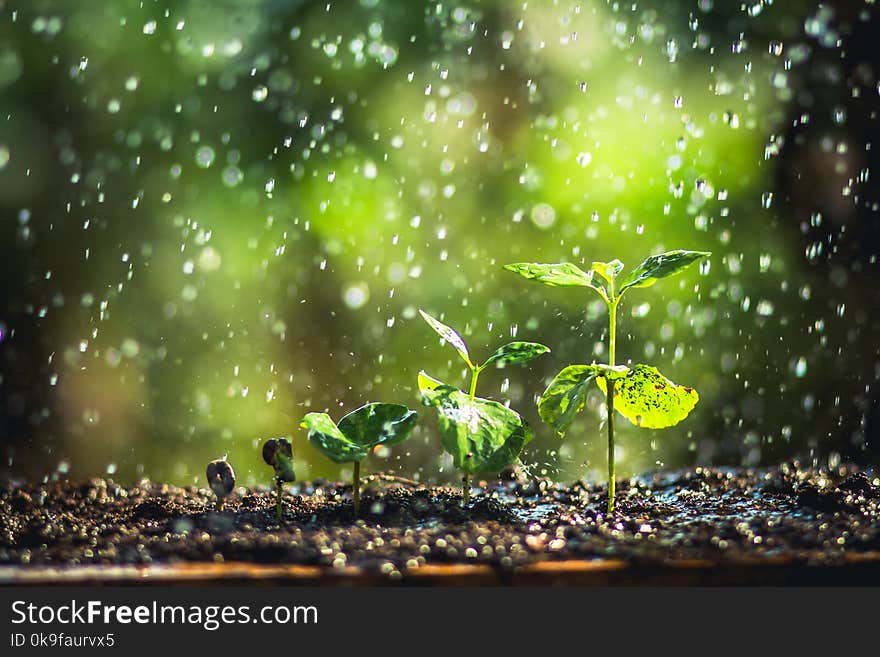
[3,552,880,587]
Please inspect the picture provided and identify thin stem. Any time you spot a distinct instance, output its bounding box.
[463,366,479,505]
[468,366,480,401]
[606,291,619,515]
[275,477,283,524]
[606,381,616,514]
[217,498,225,512]
[352,461,361,517]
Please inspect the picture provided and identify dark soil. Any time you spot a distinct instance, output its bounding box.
[2,464,879,580]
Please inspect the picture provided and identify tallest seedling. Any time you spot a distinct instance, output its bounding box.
[506,250,710,513]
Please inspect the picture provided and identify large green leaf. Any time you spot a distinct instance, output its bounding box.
[419,309,472,367]
[337,402,418,450]
[538,365,600,436]
[596,364,699,429]
[619,250,710,294]
[301,412,369,463]
[482,341,550,368]
[421,386,533,475]
[504,262,608,301]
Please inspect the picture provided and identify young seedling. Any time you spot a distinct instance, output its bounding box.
[300,403,417,517]
[206,457,235,511]
[505,250,710,514]
[417,309,550,503]
[262,437,296,523]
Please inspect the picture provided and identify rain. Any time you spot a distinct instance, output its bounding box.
[0,0,877,497]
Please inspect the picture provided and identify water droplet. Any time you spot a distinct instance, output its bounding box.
[343,282,370,309]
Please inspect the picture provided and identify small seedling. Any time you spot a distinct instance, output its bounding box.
[417,309,550,503]
[262,437,296,523]
[506,250,710,513]
[300,403,417,516]
[206,457,235,511]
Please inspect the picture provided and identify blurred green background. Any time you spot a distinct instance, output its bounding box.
[1,0,878,487]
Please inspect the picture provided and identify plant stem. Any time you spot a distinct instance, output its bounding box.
[352,461,361,517]
[217,499,225,512]
[275,477,283,524]
[463,366,479,505]
[606,293,619,515]
[468,366,480,400]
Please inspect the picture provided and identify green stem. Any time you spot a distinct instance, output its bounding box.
[606,381,616,514]
[606,294,619,515]
[463,365,479,506]
[275,477,283,524]
[352,461,361,517]
[468,366,480,400]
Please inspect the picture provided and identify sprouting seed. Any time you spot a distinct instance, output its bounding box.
[262,437,295,523]
[206,458,235,511]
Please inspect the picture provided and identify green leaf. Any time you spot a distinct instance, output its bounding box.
[421,386,533,475]
[590,260,624,286]
[504,262,594,287]
[419,309,472,367]
[337,402,418,450]
[504,262,609,301]
[301,412,369,463]
[596,364,699,429]
[418,370,445,392]
[538,365,600,436]
[619,250,710,294]
[482,341,550,368]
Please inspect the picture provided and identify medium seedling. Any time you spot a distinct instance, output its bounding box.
[206,457,235,511]
[506,250,710,513]
[262,437,296,523]
[417,309,550,503]
[300,403,417,516]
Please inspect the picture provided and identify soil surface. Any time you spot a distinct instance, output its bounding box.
[2,464,879,582]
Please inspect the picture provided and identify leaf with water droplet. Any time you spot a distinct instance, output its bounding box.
[419,309,472,367]
[337,403,418,450]
[503,262,608,301]
[301,413,367,463]
[301,403,417,464]
[590,260,624,287]
[596,364,699,429]
[421,386,532,474]
[619,250,710,294]
[482,341,550,369]
[538,365,602,437]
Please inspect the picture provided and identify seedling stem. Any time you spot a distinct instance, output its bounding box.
[606,289,619,514]
[353,460,361,517]
[275,477,283,523]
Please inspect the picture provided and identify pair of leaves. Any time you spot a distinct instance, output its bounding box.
[419,309,550,369]
[301,403,418,464]
[539,364,699,435]
[505,249,710,301]
[419,373,533,475]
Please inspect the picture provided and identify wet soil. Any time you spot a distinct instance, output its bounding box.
[1,464,879,583]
